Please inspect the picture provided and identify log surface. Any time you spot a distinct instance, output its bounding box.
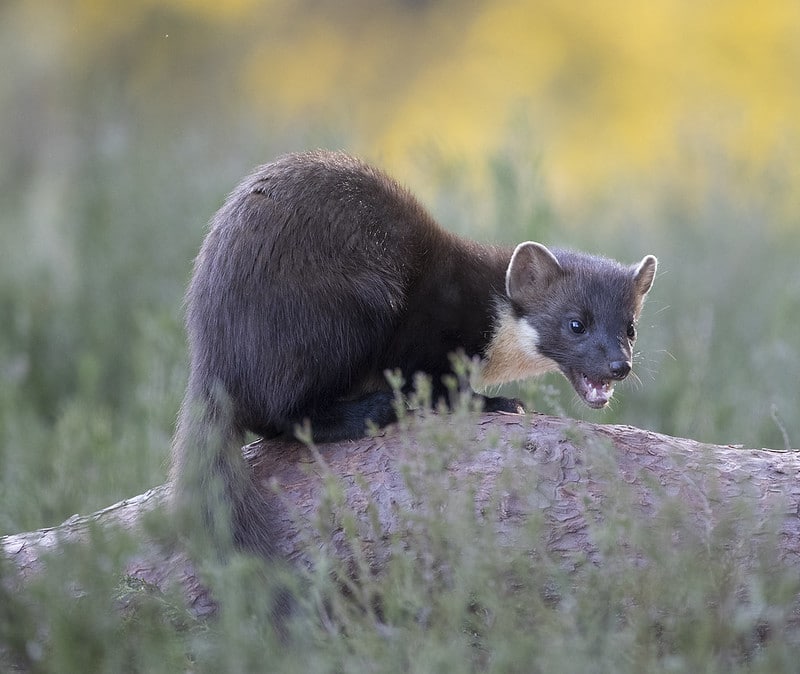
[3,413,799,612]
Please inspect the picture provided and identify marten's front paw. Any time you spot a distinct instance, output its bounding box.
[482,395,525,415]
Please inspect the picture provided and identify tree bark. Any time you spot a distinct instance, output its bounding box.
[3,413,799,615]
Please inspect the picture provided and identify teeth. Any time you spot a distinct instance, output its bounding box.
[580,373,614,406]
[582,373,608,389]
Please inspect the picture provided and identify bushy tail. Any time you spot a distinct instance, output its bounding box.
[170,386,277,560]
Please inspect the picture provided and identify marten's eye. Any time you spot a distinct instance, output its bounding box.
[627,321,636,339]
[569,319,586,334]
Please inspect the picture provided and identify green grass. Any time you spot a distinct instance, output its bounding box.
[3,399,799,673]
[1,141,799,671]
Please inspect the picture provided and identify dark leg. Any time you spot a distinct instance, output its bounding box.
[275,390,522,444]
[478,394,525,414]
[419,379,525,416]
[280,391,398,443]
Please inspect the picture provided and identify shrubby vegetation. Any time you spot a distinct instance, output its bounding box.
[2,0,799,669]
[2,145,799,671]
[3,389,800,672]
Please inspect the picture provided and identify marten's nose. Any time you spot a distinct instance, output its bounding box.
[609,360,631,380]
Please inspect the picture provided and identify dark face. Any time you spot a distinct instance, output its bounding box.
[505,242,657,409]
[532,273,641,408]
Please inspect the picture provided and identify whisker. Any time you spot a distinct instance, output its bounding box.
[627,370,643,390]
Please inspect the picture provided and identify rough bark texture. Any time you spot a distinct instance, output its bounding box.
[3,413,799,614]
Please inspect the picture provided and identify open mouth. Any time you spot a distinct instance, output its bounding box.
[570,372,615,408]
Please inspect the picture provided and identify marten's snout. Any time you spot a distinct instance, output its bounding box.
[609,360,632,380]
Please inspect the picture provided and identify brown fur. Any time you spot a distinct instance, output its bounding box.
[170,150,657,558]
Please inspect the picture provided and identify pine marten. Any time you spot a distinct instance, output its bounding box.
[171,150,657,558]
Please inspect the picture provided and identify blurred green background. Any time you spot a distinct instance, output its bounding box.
[2,0,799,533]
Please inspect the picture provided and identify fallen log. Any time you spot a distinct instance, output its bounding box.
[3,412,799,615]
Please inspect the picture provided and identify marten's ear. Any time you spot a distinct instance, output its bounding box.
[506,242,562,303]
[633,255,658,297]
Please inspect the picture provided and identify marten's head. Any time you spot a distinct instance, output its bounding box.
[485,242,657,408]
